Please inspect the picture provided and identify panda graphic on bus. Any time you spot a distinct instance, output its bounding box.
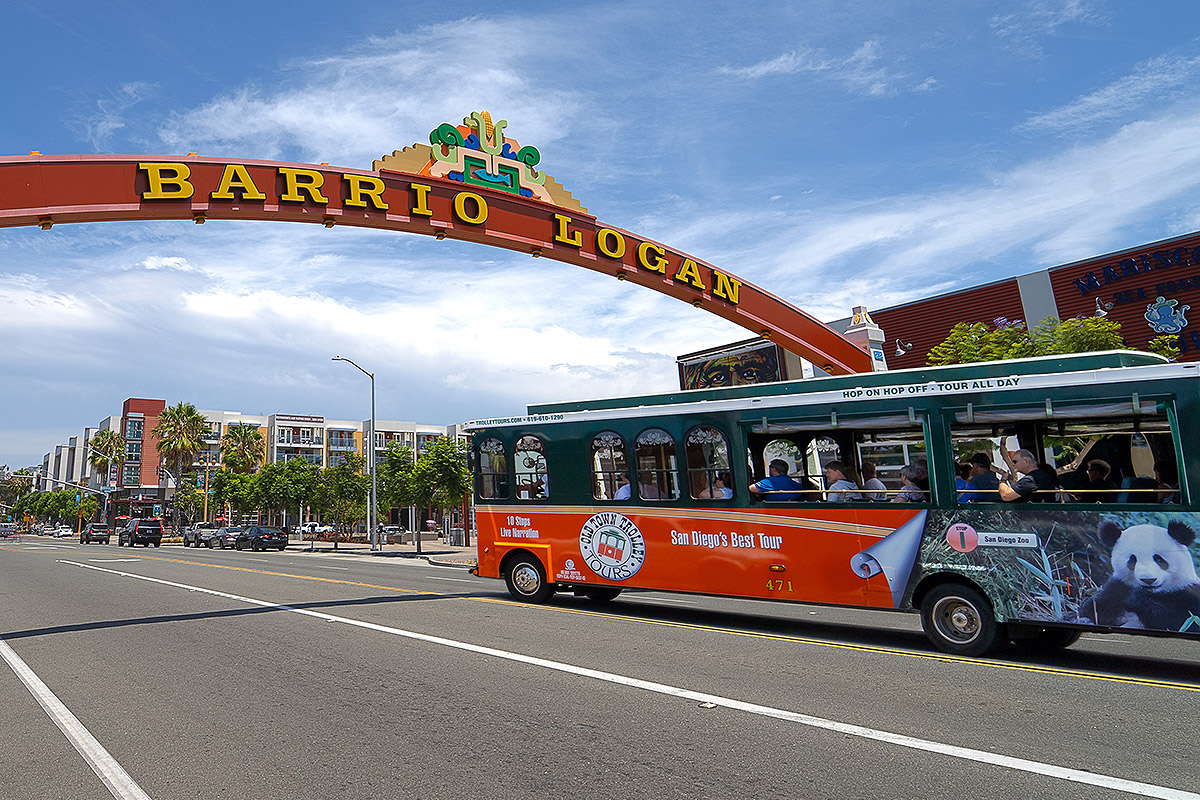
[579,513,646,582]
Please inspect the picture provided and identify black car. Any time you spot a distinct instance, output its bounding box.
[81,522,111,544]
[119,518,164,547]
[234,526,287,551]
[210,527,244,549]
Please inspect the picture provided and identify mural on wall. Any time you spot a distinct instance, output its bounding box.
[679,342,783,389]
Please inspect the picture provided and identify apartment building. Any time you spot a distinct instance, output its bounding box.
[37,398,465,516]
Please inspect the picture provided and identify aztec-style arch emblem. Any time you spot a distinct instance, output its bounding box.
[0,110,871,374]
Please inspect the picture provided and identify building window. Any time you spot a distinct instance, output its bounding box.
[125,418,143,440]
[591,432,629,501]
[122,464,141,485]
[514,435,549,499]
[634,428,680,501]
[125,441,142,462]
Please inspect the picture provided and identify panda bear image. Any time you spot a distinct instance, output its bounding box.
[1076,520,1200,631]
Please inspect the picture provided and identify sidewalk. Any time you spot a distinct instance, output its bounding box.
[284,537,478,567]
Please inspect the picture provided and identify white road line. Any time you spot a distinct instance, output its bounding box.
[431,576,473,582]
[89,559,141,563]
[0,638,152,800]
[59,559,1197,800]
[315,566,349,571]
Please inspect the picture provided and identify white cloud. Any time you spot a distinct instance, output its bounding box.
[989,0,1106,57]
[718,39,917,98]
[1020,54,1200,134]
[72,81,156,150]
[155,19,584,167]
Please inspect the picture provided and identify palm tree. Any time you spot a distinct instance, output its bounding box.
[87,428,125,487]
[220,423,265,474]
[153,402,209,531]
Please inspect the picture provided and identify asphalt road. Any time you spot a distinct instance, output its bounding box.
[1,537,1197,800]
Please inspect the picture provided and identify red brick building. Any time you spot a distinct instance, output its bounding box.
[872,230,1200,369]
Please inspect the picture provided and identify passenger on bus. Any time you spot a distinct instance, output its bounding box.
[748,459,805,502]
[891,464,926,502]
[860,461,887,501]
[1155,460,1180,504]
[960,453,1000,502]
[636,471,664,500]
[613,475,632,500]
[1078,459,1117,503]
[955,463,971,493]
[998,449,1054,502]
[823,461,862,502]
[699,472,734,500]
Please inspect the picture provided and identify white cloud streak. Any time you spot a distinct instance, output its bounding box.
[1020,55,1200,134]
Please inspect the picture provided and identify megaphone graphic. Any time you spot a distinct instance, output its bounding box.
[850,511,927,608]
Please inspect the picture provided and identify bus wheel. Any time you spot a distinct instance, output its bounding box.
[920,584,1005,657]
[1010,625,1081,652]
[580,586,622,603]
[505,556,554,603]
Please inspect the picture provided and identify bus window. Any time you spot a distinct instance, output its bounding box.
[592,431,629,501]
[477,437,509,500]
[951,399,1180,504]
[686,425,732,500]
[514,435,549,499]
[634,428,680,501]
[749,417,926,501]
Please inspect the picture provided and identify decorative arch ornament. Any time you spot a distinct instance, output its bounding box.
[0,111,870,374]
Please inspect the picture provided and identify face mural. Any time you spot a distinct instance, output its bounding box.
[682,345,781,389]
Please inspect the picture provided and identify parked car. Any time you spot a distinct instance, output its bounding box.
[381,525,403,543]
[234,526,287,551]
[210,527,244,549]
[118,518,164,547]
[80,522,111,544]
[298,521,333,535]
[183,522,218,547]
[52,525,75,538]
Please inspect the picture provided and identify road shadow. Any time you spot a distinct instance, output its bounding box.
[0,592,481,642]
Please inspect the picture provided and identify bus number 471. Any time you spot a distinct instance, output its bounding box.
[766,579,793,592]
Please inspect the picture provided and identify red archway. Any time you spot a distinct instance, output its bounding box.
[0,125,870,374]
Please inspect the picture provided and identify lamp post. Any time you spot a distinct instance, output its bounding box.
[331,355,378,551]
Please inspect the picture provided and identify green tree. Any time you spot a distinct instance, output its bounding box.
[87,428,125,487]
[1,468,34,508]
[211,469,257,522]
[409,437,471,547]
[220,423,265,474]
[377,443,416,519]
[257,458,320,527]
[1148,333,1181,361]
[927,316,1126,366]
[153,402,210,532]
[320,453,369,550]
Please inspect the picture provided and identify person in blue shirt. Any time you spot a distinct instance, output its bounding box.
[960,452,1001,502]
[748,459,806,502]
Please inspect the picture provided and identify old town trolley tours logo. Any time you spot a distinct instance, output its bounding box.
[579,512,646,581]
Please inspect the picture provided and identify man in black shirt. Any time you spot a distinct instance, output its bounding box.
[998,449,1055,502]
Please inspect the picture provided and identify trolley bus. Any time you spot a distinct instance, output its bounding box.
[466,351,1200,656]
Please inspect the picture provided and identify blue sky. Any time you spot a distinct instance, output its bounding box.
[3,1,1200,468]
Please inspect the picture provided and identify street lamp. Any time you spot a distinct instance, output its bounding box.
[331,355,378,551]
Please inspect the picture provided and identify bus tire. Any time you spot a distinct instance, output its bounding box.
[920,584,1005,657]
[1009,625,1081,652]
[580,586,622,603]
[504,555,554,603]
